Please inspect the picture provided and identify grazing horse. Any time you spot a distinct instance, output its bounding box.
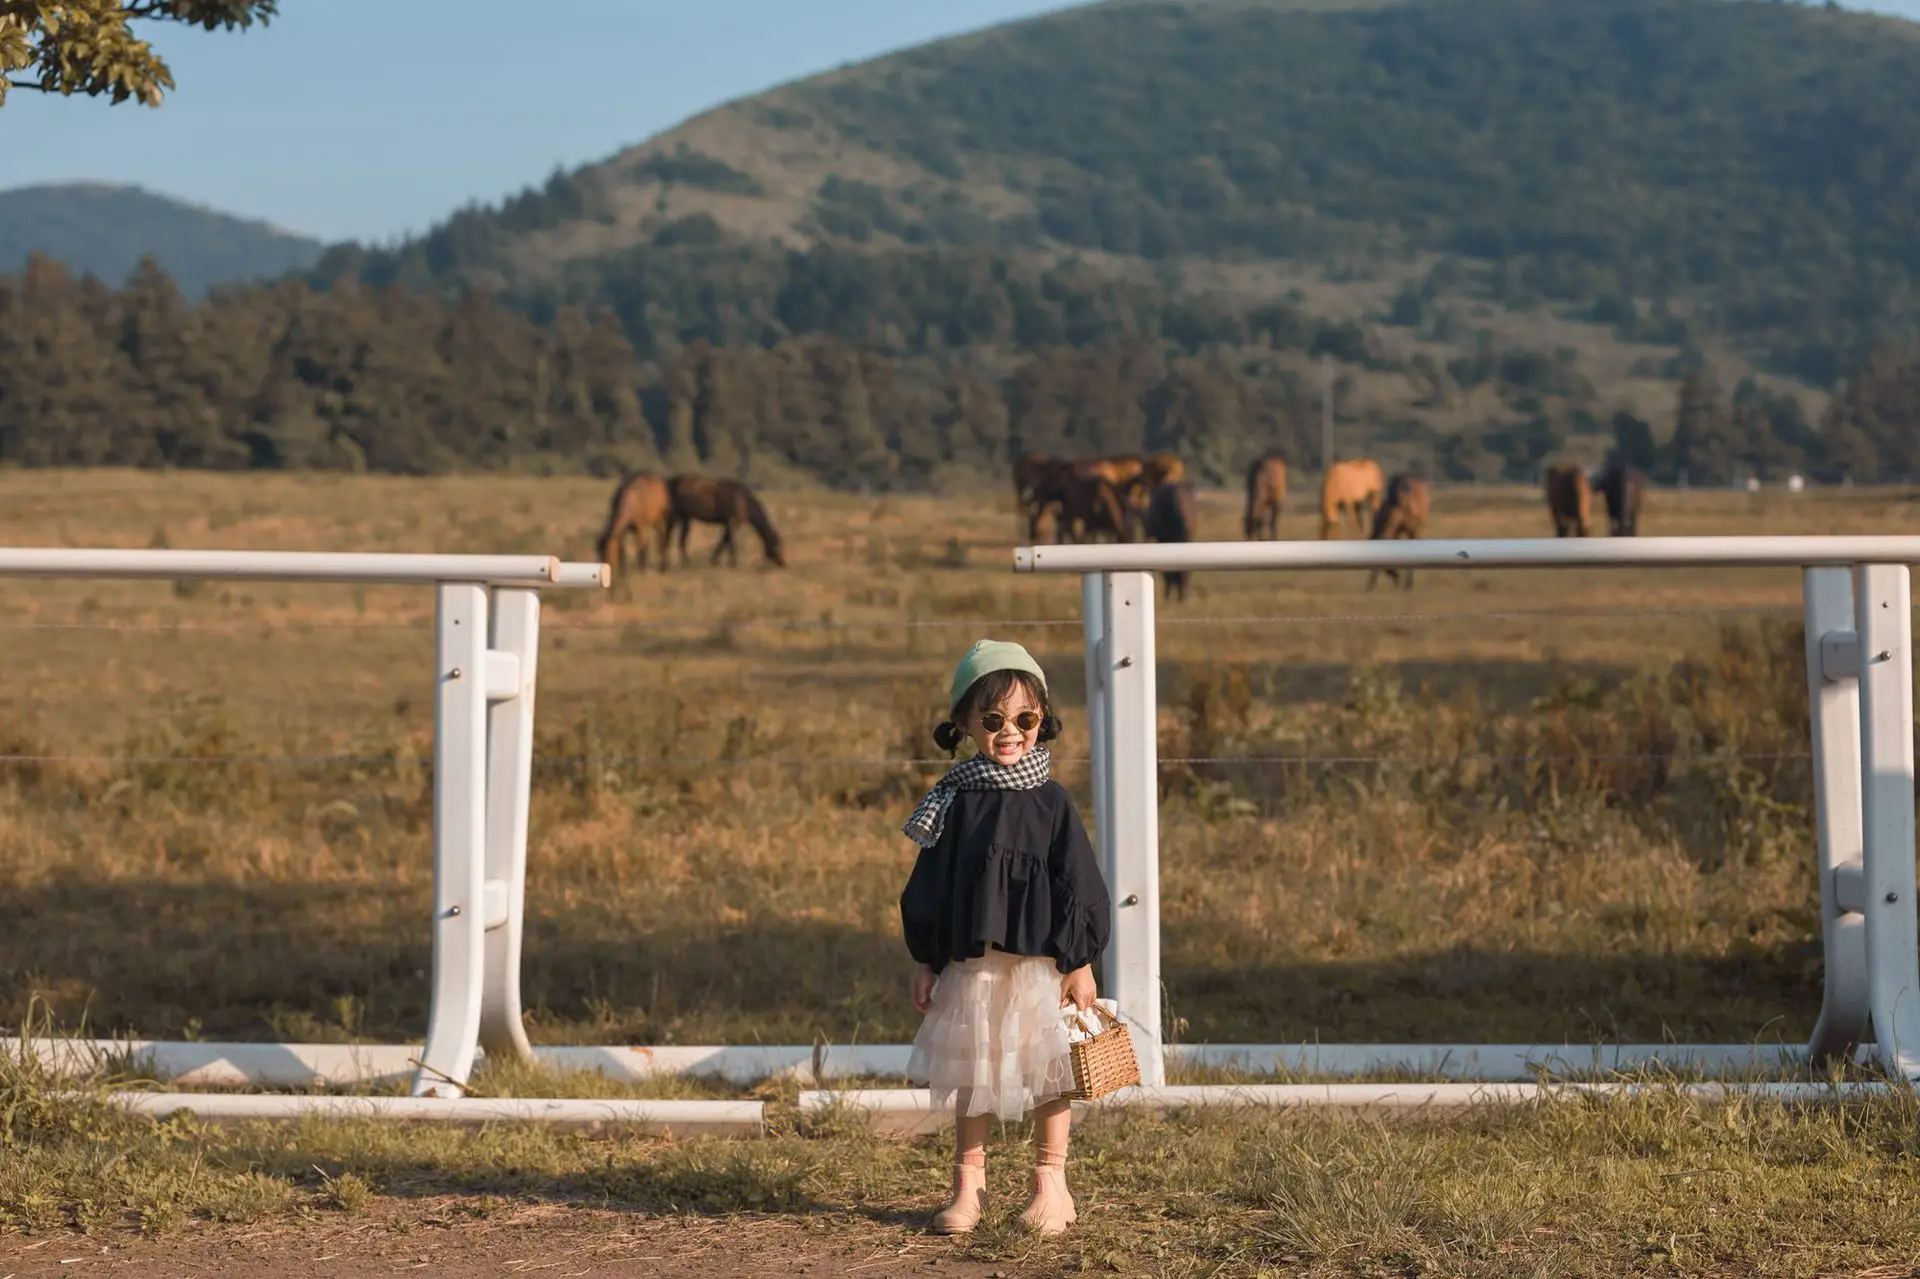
[1590,462,1646,537]
[595,471,672,576]
[1366,474,1431,592]
[666,474,786,568]
[1544,463,1593,538]
[1244,453,1288,540]
[1319,458,1385,539]
[1143,481,1198,601]
[1056,471,1130,543]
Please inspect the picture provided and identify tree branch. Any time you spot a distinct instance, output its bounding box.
[5,79,51,93]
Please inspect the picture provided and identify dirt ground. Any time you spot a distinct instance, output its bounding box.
[0,1204,1030,1278]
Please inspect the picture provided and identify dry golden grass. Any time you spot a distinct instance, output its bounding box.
[0,470,1909,1051]
[10,470,1920,1274]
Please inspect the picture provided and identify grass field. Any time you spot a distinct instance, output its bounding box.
[6,470,1920,1275]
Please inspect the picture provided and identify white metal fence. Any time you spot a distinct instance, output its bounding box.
[17,536,1920,1122]
[1016,535,1920,1088]
[1,549,607,1102]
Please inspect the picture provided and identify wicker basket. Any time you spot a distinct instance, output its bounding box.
[1064,1004,1141,1101]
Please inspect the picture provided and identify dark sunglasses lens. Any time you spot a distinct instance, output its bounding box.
[981,711,1042,734]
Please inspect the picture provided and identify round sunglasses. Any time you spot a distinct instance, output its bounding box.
[978,710,1044,734]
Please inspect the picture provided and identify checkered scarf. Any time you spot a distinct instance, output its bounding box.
[902,745,1053,849]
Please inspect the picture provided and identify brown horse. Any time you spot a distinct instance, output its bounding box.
[1544,463,1592,537]
[666,474,786,568]
[1143,451,1185,488]
[595,471,672,575]
[1590,462,1646,536]
[1074,454,1152,534]
[1014,451,1066,542]
[1057,471,1130,543]
[1075,454,1148,499]
[1366,474,1431,592]
[1243,453,1288,539]
[1143,481,1198,601]
[1320,458,1385,539]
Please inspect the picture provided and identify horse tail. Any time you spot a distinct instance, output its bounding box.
[597,473,634,561]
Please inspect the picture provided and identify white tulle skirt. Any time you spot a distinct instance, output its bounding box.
[908,949,1075,1121]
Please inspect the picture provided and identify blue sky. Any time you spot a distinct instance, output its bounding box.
[4,0,1917,246]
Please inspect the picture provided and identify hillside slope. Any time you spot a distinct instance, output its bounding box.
[314,0,1920,391]
[0,184,325,297]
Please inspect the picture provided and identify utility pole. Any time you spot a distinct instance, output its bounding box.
[1320,352,1335,471]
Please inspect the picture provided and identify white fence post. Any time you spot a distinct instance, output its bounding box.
[478,587,541,1065]
[1081,573,1114,989]
[1855,564,1920,1081]
[1803,567,1868,1062]
[1103,571,1164,1085]
[415,583,492,1098]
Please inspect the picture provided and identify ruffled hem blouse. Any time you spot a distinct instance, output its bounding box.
[899,781,1112,975]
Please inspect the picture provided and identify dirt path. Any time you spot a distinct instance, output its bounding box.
[0,1205,1036,1279]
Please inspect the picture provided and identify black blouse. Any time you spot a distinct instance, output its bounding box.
[899,782,1112,976]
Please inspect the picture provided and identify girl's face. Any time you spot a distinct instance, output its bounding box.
[965,684,1043,766]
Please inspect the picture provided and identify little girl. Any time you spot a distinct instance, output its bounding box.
[899,639,1112,1237]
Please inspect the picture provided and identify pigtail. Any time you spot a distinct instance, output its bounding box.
[932,721,966,754]
[1038,713,1062,743]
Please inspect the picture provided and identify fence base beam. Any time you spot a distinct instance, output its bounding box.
[800,1082,1900,1136]
[96,1092,762,1136]
[21,1039,1820,1090]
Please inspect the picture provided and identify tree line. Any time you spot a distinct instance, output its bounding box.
[2,254,1915,486]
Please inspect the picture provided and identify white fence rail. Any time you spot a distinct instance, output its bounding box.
[1016,536,1920,1089]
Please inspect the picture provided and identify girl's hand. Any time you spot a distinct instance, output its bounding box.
[1060,965,1097,1012]
[911,964,937,1013]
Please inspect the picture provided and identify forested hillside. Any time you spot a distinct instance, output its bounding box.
[4,253,1910,487]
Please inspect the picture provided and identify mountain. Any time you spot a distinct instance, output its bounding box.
[312,0,1920,395]
[0,184,325,297]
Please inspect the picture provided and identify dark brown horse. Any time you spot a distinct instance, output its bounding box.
[1013,451,1066,542]
[1243,453,1288,540]
[1366,474,1431,592]
[595,471,673,576]
[666,474,786,568]
[1057,471,1130,544]
[1590,462,1646,536]
[1544,463,1592,538]
[1143,481,1198,601]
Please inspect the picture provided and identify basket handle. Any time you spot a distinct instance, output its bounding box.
[1065,1002,1122,1034]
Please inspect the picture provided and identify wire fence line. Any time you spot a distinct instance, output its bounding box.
[0,601,1813,636]
[0,750,1821,771]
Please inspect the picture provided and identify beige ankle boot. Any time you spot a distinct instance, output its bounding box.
[930,1161,987,1235]
[1016,1164,1076,1236]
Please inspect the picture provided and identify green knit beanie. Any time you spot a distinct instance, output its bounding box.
[947,639,1049,717]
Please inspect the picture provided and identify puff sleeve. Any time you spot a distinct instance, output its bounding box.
[1045,794,1111,974]
[899,821,953,969]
